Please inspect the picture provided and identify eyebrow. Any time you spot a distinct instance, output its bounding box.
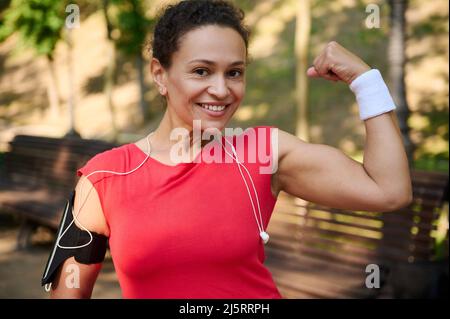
[187,59,245,66]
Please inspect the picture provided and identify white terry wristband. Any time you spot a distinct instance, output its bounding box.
[349,69,397,121]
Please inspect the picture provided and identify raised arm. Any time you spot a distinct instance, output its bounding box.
[50,176,110,298]
[274,42,412,212]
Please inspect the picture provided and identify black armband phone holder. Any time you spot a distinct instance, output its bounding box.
[41,190,108,286]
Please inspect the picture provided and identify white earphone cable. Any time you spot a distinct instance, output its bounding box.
[56,132,155,250]
[45,130,269,293]
[219,135,268,243]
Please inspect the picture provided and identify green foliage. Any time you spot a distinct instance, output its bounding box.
[414,154,449,173]
[0,0,13,42]
[111,0,153,56]
[411,14,449,39]
[0,20,12,42]
[0,0,65,57]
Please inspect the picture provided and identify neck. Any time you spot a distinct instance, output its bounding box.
[151,108,217,152]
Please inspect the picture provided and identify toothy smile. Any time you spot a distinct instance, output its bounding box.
[195,103,229,112]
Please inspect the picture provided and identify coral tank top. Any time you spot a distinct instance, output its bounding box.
[77,126,282,298]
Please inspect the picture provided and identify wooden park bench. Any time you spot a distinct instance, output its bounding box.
[265,170,449,298]
[0,134,117,249]
[0,134,447,298]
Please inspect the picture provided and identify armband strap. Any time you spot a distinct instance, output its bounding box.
[41,190,108,286]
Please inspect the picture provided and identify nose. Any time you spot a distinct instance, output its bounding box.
[207,75,230,99]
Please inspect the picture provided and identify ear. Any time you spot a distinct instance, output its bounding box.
[151,58,167,94]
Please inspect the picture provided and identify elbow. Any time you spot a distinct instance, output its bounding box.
[51,290,85,299]
[398,192,414,209]
[384,191,413,212]
[51,290,92,299]
[50,285,92,299]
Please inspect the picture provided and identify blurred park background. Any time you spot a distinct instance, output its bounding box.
[0,0,448,298]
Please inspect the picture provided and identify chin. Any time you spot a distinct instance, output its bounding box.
[200,123,226,134]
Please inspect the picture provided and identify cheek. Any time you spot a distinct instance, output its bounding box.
[168,74,196,97]
[170,78,245,105]
[177,82,205,103]
[233,83,246,101]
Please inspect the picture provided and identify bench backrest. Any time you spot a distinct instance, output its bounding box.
[266,169,449,298]
[3,135,117,193]
[379,170,449,263]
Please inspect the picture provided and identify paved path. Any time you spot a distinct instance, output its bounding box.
[0,220,121,299]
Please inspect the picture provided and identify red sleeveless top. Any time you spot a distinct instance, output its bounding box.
[77,126,282,298]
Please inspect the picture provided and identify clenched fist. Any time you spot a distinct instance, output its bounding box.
[307,41,371,85]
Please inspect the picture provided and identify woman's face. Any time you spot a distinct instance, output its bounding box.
[153,25,247,133]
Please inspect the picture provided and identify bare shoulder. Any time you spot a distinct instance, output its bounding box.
[271,128,329,196]
[270,129,305,198]
[274,128,309,165]
[73,176,110,237]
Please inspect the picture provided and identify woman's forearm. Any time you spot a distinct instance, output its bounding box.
[305,42,413,209]
[49,258,100,299]
[362,110,413,208]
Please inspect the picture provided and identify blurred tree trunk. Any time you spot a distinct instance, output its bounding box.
[46,55,61,119]
[64,29,80,138]
[113,0,152,124]
[295,0,310,142]
[103,0,119,142]
[377,1,416,292]
[388,0,414,165]
[294,0,311,207]
[1,0,65,119]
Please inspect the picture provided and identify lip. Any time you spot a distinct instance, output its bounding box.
[197,102,231,106]
[195,103,230,117]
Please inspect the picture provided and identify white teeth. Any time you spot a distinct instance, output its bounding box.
[199,104,226,112]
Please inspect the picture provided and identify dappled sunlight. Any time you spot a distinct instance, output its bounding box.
[431,203,449,248]
[338,138,357,154]
[422,135,449,155]
[250,17,285,59]
[0,225,121,298]
[307,209,383,229]
[235,105,254,122]
[404,0,449,167]
[304,215,383,240]
[407,0,448,23]
[0,0,446,163]
[249,0,296,59]
[235,102,271,122]
[0,0,448,300]
[61,12,110,97]
[0,10,156,145]
[406,54,449,113]
[409,113,431,131]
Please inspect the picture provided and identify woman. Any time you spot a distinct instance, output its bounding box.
[46,0,412,298]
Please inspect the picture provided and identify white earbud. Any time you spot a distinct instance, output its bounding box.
[260,231,270,244]
[219,134,270,245]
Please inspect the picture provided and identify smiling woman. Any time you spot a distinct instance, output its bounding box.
[44,0,412,299]
[45,0,284,299]
[152,25,246,127]
[144,0,251,160]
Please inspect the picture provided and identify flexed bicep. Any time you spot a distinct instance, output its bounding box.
[276,129,397,212]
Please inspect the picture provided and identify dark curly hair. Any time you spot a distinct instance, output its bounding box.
[151,0,250,69]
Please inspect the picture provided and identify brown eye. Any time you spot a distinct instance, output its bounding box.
[194,68,209,76]
[228,69,243,78]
